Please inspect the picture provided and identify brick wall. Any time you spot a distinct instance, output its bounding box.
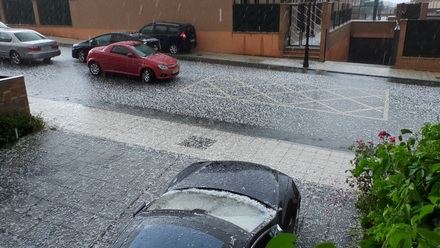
[0,76,30,115]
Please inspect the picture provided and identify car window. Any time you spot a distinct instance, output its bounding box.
[14,32,45,42]
[131,44,155,57]
[168,26,179,34]
[111,45,131,56]
[111,33,130,42]
[0,32,12,42]
[140,25,153,35]
[148,189,276,233]
[94,34,112,46]
[154,25,167,34]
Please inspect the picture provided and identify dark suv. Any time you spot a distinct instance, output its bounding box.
[139,22,197,55]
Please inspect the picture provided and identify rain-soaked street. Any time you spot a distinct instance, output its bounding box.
[2,46,440,150]
[0,45,439,248]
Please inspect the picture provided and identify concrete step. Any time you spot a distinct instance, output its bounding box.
[283,48,320,59]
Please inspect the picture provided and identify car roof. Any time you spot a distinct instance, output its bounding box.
[153,21,192,27]
[0,28,37,33]
[112,210,252,248]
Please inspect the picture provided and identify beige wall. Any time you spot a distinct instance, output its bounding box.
[16,0,286,57]
[69,0,233,32]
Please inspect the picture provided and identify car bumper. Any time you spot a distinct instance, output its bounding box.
[23,50,61,60]
[156,66,180,79]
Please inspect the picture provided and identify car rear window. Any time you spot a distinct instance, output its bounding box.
[14,32,45,42]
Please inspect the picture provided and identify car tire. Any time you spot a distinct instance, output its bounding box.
[89,62,102,76]
[141,69,154,83]
[43,58,51,63]
[78,50,86,63]
[169,44,178,55]
[10,51,22,65]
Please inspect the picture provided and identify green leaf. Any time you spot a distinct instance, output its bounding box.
[266,233,296,248]
[401,129,413,135]
[412,204,435,225]
[417,228,440,246]
[431,163,440,173]
[315,242,337,248]
[419,204,435,219]
[429,182,440,205]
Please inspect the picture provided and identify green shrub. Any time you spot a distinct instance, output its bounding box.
[0,112,44,148]
[349,123,440,247]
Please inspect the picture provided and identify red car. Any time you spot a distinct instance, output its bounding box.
[86,41,179,83]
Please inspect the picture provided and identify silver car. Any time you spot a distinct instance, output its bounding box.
[0,22,8,28]
[0,28,61,65]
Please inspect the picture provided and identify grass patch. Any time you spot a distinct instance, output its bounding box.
[0,112,45,149]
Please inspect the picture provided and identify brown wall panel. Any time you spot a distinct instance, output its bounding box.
[0,76,30,115]
[351,21,394,39]
[325,22,351,61]
[69,0,233,32]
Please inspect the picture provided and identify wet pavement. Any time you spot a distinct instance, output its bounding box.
[1,47,440,150]
[0,130,358,247]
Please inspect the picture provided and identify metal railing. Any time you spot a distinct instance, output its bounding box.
[287,3,323,47]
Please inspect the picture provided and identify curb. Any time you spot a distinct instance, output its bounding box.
[177,55,440,86]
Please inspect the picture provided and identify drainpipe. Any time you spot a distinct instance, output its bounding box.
[31,0,40,25]
[389,19,400,65]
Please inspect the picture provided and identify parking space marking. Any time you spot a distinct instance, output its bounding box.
[180,74,390,121]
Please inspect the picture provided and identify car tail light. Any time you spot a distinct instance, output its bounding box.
[180,32,187,40]
[28,46,41,52]
[51,44,59,49]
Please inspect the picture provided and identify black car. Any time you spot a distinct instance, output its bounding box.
[72,32,160,63]
[139,22,197,55]
[112,161,301,248]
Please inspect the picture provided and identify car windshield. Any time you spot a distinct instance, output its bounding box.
[131,43,155,57]
[14,32,46,42]
[148,189,276,232]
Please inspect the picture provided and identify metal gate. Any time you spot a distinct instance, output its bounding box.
[285,1,324,48]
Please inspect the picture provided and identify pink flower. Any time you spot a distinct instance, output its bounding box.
[389,136,396,143]
[378,131,390,139]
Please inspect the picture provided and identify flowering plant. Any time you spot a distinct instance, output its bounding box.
[349,123,440,247]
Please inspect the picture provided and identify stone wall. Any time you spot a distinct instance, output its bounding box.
[0,76,30,115]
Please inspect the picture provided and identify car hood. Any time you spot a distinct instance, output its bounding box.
[168,161,282,209]
[145,53,177,66]
[112,210,251,248]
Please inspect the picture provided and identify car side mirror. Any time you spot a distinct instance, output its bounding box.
[127,53,135,58]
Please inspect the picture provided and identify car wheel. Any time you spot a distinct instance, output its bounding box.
[10,51,22,65]
[43,58,51,63]
[169,44,178,55]
[142,69,153,83]
[89,62,102,76]
[78,50,86,63]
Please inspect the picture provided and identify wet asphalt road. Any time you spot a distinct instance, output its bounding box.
[2,46,440,149]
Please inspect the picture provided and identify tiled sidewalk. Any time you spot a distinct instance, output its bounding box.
[30,97,354,190]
